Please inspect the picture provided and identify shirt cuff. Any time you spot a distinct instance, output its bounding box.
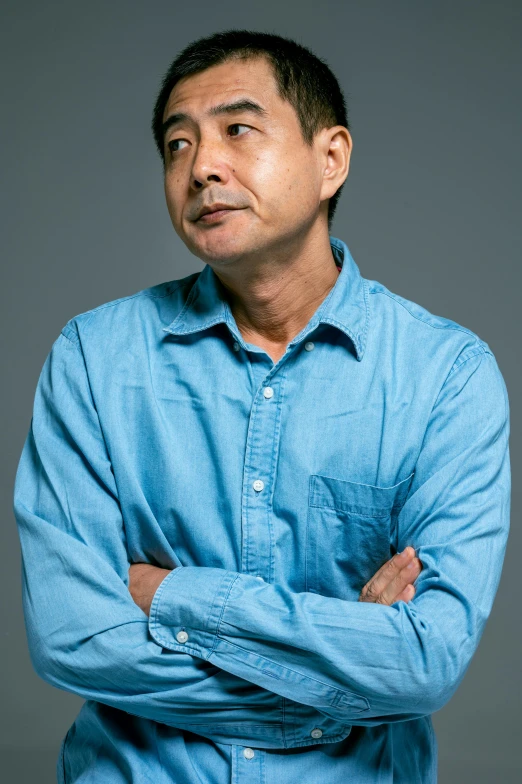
[148,565,239,657]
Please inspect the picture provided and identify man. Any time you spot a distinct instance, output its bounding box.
[13,29,510,784]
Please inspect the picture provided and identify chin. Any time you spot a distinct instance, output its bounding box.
[187,225,259,264]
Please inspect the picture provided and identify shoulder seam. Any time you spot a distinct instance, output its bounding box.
[441,344,492,391]
[66,279,190,322]
[370,288,479,340]
[447,344,491,379]
[60,326,80,347]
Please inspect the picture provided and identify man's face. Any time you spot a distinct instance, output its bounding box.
[161,56,342,266]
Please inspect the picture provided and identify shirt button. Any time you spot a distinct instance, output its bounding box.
[263,386,274,399]
[233,342,240,351]
[176,630,189,644]
[252,479,264,492]
[255,576,264,581]
[243,748,255,760]
[304,341,315,351]
[310,728,323,739]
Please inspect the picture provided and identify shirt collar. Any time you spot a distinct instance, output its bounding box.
[162,235,369,361]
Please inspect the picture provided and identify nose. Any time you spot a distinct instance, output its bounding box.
[190,139,229,191]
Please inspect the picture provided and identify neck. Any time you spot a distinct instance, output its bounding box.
[211,229,341,347]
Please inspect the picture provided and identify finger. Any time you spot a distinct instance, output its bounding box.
[393,584,416,604]
[359,547,415,598]
[359,547,416,601]
[359,556,422,604]
[378,557,422,605]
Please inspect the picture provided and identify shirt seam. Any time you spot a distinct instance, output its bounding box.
[371,288,484,341]
[59,726,71,784]
[91,280,189,312]
[445,345,492,381]
[211,635,370,711]
[60,327,81,347]
[149,566,185,635]
[405,345,492,511]
[423,343,490,423]
[61,279,191,336]
[173,722,283,729]
[209,574,241,657]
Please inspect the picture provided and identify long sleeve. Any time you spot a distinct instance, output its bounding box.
[13,329,289,746]
[149,346,511,725]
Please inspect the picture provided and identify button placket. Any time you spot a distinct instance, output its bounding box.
[233,743,264,784]
[240,369,287,583]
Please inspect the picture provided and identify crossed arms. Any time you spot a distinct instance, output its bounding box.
[127,544,422,618]
[13,329,510,748]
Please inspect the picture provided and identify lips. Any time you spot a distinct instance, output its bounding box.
[196,204,232,219]
[200,208,232,218]
[196,205,245,223]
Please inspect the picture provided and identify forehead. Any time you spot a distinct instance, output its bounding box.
[162,56,283,123]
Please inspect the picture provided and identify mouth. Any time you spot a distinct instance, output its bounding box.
[196,207,245,224]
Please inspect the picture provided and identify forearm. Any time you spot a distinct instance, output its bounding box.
[12,330,309,749]
[149,565,461,725]
[17,493,325,747]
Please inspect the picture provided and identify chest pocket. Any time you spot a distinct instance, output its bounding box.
[305,471,415,601]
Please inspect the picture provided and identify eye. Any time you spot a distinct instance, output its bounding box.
[228,123,251,137]
[166,124,251,156]
[167,138,189,154]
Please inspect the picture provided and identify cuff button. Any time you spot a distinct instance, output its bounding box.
[310,728,323,739]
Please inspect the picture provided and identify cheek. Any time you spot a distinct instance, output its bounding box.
[247,149,312,215]
[164,176,183,221]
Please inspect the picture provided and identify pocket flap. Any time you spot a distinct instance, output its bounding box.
[309,471,415,517]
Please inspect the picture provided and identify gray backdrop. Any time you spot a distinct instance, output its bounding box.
[2,1,520,781]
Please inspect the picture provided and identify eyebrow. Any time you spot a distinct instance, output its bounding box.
[161,99,269,138]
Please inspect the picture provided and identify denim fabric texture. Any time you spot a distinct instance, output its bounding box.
[13,236,511,783]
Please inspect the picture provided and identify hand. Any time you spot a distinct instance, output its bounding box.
[358,546,422,605]
[128,562,173,617]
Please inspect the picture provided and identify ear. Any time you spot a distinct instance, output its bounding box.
[318,126,352,202]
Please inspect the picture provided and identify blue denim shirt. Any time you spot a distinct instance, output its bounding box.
[13,236,511,783]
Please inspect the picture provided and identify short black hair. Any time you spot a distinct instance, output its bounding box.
[151,29,350,230]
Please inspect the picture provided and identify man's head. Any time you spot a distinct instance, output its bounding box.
[151,30,352,267]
